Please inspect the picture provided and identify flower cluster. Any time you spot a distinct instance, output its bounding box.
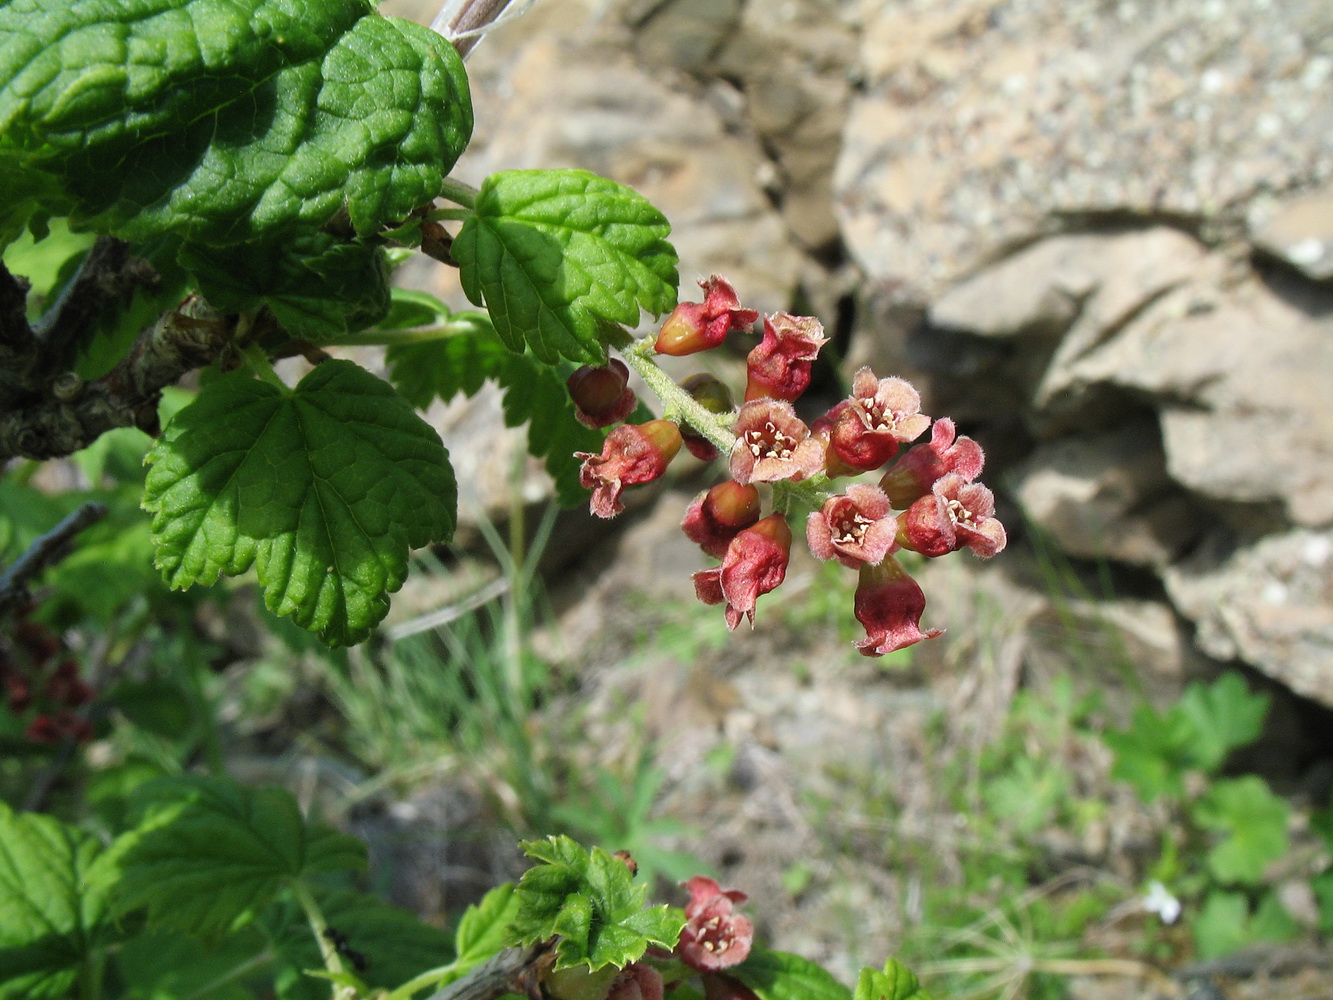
[1,611,94,744]
[571,276,1006,655]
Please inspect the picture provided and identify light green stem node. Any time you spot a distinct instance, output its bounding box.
[439,176,479,209]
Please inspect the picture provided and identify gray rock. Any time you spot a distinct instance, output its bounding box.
[1042,265,1333,527]
[1164,529,1333,708]
[1011,422,1200,567]
[836,0,1333,298]
[1250,181,1333,281]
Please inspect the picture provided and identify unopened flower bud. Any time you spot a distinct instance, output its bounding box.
[655,276,759,356]
[679,373,735,461]
[682,480,762,557]
[567,359,636,428]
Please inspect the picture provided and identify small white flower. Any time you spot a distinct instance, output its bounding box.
[1142,881,1181,924]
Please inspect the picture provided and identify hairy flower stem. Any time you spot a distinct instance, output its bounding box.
[621,335,734,453]
[621,336,835,512]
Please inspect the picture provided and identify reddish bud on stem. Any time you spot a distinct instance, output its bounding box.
[566,359,637,428]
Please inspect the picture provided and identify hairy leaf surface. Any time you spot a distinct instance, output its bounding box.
[454,169,678,364]
[143,360,455,645]
[0,0,472,244]
[0,804,118,1000]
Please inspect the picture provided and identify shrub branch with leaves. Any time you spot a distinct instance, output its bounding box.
[0,0,989,996]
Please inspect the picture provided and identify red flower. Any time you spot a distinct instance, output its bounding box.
[693,514,792,630]
[682,481,762,558]
[853,555,943,656]
[24,710,93,745]
[744,313,828,402]
[822,369,930,472]
[606,963,664,1000]
[676,876,754,972]
[577,420,683,519]
[879,417,984,507]
[806,484,898,568]
[899,472,1007,558]
[566,359,637,429]
[728,399,826,485]
[656,276,760,356]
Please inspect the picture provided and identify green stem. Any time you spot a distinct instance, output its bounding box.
[240,345,288,392]
[383,959,463,1000]
[439,176,479,210]
[291,879,347,981]
[320,322,484,348]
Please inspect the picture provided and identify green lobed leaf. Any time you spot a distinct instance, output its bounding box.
[382,298,644,507]
[454,169,678,365]
[109,775,367,940]
[853,959,933,1000]
[510,835,682,971]
[0,803,119,1000]
[728,946,853,1000]
[454,883,521,971]
[1193,775,1289,885]
[142,360,456,645]
[1193,890,1250,959]
[1102,704,1199,802]
[1178,673,1270,774]
[179,234,391,339]
[0,0,472,244]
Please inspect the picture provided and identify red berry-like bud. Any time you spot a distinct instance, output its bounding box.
[576,419,683,519]
[682,481,762,557]
[45,660,93,707]
[567,359,637,428]
[655,276,760,356]
[679,373,735,461]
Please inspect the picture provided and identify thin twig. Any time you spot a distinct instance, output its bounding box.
[0,502,109,615]
[426,944,551,1000]
[430,0,536,58]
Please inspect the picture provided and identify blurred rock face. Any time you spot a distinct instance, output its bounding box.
[386,0,1333,706]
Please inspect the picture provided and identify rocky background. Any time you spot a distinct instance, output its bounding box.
[362,0,1333,993]
[386,0,1332,719]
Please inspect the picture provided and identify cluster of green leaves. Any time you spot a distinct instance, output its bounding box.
[0,787,935,1000]
[2,0,682,646]
[1102,673,1297,958]
[0,774,471,1000]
